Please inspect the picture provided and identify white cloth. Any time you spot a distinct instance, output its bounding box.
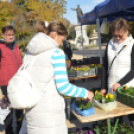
[24,32,67,134]
[0,107,10,125]
[113,37,128,51]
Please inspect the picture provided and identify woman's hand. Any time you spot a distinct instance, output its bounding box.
[101,89,107,95]
[112,83,121,93]
[87,91,94,102]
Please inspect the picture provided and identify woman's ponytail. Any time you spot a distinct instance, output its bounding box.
[35,21,49,34]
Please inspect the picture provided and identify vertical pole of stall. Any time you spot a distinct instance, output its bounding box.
[96,18,103,64]
[81,24,84,58]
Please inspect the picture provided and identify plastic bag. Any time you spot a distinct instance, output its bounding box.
[71,102,95,116]
[0,97,11,124]
[100,19,109,35]
[94,100,117,111]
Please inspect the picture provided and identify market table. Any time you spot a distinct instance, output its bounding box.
[72,101,134,134]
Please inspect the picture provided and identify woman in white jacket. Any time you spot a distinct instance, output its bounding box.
[101,18,134,125]
[101,18,134,94]
[24,20,94,134]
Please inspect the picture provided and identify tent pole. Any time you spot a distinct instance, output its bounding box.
[81,24,84,58]
[96,18,103,64]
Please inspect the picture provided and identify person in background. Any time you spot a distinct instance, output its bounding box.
[24,20,94,134]
[63,35,73,60]
[101,18,134,126]
[0,25,23,134]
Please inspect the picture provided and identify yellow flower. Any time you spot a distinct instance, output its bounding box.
[109,94,114,99]
[95,90,98,95]
[125,86,128,89]
[106,95,109,99]
[82,98,84,101]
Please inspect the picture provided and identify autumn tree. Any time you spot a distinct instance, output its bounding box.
[0,1,17,36]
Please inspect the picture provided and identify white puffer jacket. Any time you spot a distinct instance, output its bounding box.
[24,32,67,134]
[107,35,134,93]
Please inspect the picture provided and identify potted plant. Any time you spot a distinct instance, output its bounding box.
[94,90,117,111]
[75,66,91,77]
[67,68,76,78]
[95,64,102,75]
[71,98,95,116]
[117,86,134,107]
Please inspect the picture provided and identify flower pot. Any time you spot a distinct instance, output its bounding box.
[95,67,102,75]
[77,70,89,77]
[88,68,96,76]
[68,70,76,78]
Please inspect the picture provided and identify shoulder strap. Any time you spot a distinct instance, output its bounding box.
[19,55,36,71]
[107,45,126,75]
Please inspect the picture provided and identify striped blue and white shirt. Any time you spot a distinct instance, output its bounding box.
[51,49,88,99]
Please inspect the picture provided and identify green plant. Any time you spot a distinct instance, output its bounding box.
[120,86,134,96]
[94,91,114,103]
[75,98,93,110]
[97,121,134,134]
[94,91,102,101]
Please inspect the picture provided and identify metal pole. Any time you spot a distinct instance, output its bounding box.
[81,24,84,58]
[96,18,103,64]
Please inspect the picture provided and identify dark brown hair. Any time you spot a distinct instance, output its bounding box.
[2,25,15,34]
[111,18,131,35]
[35,20,68,36]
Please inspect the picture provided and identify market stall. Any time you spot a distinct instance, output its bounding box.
[80,0,134,64]
[72,101,134,134]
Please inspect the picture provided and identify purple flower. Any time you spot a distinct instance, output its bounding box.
[75,128,80,132]
[82,100,87,104]
[89,130,94,134]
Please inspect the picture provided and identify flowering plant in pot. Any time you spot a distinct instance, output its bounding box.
[71,98,95,116]
[94,91,117,111]
[117,86,134,107]
[75,98,93,110]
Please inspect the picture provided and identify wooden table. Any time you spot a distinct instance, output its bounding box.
[72,101,134,134]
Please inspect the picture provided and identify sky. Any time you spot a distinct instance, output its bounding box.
[63,0,105,25]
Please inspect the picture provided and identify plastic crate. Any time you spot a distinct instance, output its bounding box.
[88,68,96,76]
[116,87,134,108]
[95,67,102,75]
[77,70,89,77]
[68,70,76,78]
